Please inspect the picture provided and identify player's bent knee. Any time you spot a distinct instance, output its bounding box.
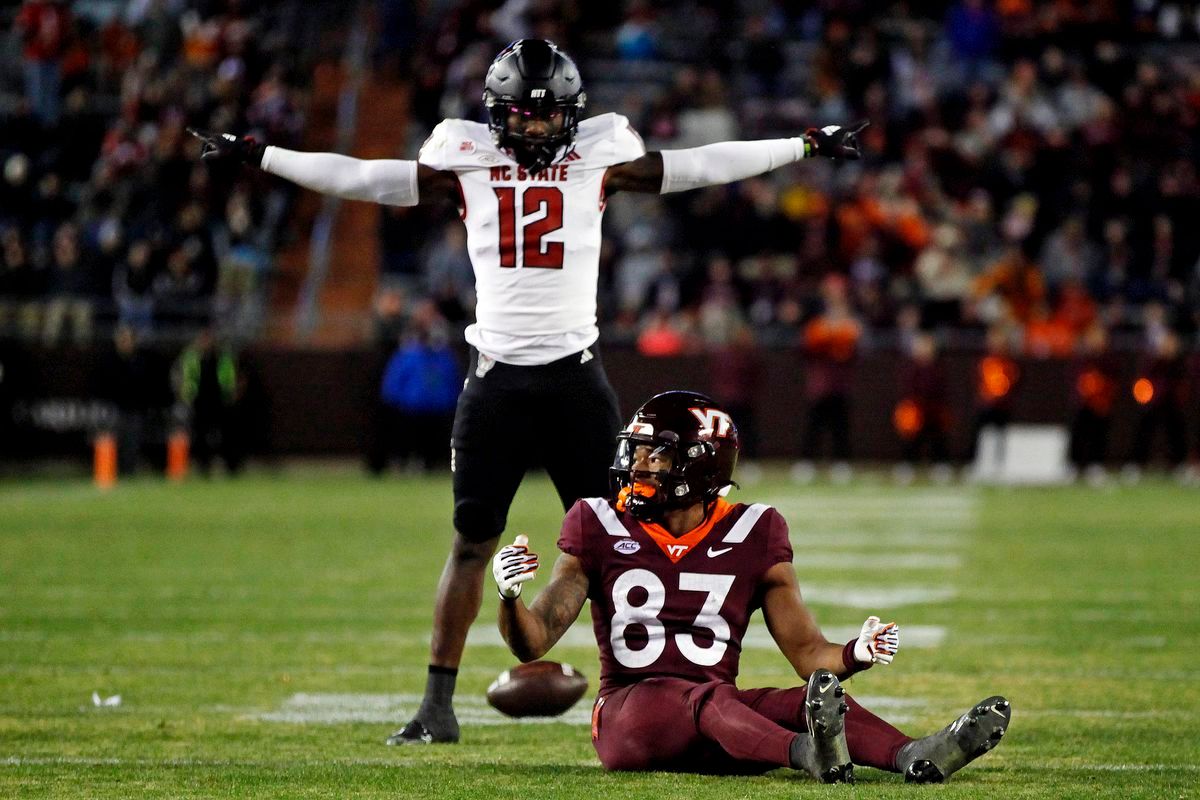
[594,745,654,772]
[449,533,498,566]
[453,500,503,546]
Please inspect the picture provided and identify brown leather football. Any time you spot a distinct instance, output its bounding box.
[486,661,589,717]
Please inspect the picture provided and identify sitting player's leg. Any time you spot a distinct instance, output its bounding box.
[842,694,914,771]
[897,696,1011,783]
[592,679,731,772]
[795,670,853,782]
[689,681,799,772]
[595,678,808,776]
[691,671,853,782]
[724,676,849,782]
[387,361,527,745]
[737,677,913,772]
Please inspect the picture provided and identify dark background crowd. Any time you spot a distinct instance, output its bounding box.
[2,0,1199,475]
[0,0,340,347]
[378,0,1200,351]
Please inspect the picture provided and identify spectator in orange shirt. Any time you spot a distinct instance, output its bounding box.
[972,242,1045,324]
[637,309,689,358]
[1129,330,1189,470]
[1069,322,1118,476]
[1023,301,1076,359]
[1053,278,1098,335]
[799,275,862,467]
[894,332,951,467]
[969,324,1021,461]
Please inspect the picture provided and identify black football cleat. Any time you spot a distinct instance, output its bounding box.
[791,669,853,783]
[899,696,1011,783]
[384,717,459,746]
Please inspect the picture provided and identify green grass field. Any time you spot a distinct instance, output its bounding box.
[2,468,1197,798]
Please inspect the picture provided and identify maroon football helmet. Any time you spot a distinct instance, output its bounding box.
[610,391,740,522]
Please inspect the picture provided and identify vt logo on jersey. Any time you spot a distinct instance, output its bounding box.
[666,543,689,559]
[689,408,734,438]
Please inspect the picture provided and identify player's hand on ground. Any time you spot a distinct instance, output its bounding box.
[493,535,539,600]
[806,120,868,160]
[854,615,900,664]
[187,128,266,166]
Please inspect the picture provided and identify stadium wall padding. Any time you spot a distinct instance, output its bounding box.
[1,343,1186,464]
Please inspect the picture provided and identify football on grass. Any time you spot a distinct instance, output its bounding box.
[486,661,588,717]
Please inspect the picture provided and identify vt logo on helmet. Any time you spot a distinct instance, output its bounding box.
[610,391,740,523]
[482,39,587,174]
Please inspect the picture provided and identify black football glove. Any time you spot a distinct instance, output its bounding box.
[186,128,266,167]
[805,120,869,160]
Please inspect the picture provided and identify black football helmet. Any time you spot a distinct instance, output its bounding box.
[610,391,740,523]
[482,39,586,173]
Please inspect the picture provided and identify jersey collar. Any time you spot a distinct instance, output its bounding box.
[637,499,736,564]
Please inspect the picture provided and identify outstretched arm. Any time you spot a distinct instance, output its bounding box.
[187,128,457,206]
[604,120,867,195]
[761,562,851,678]
[496,544,589,663]
[761,561,899,680]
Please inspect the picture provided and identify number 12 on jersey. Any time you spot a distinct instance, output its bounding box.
[494,186,565,269]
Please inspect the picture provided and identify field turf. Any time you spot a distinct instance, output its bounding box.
[1,468,1197,798]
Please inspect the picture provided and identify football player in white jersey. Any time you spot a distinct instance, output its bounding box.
[190,38,867,746]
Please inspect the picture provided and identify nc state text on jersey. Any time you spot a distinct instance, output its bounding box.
[490,165,571,182]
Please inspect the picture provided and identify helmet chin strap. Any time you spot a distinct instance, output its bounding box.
[510,140,562,173]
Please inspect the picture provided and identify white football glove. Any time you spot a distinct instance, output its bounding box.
[493,535,539,600]
[854,615,900,665]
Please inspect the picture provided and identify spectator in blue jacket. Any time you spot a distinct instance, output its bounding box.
[369,301,460,474]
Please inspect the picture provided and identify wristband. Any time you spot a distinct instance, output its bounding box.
[841,638,871,677]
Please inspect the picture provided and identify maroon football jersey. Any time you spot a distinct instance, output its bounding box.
[558,497,793,695]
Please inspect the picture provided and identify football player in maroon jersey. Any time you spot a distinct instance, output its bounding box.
[494,391,1010,783]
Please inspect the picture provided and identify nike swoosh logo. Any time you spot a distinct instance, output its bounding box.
[819,680,835,694]
[707,546,733,558]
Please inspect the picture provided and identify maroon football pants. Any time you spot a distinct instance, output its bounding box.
[592,677,911,774]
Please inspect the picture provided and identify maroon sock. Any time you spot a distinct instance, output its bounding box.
[843,694,913,771]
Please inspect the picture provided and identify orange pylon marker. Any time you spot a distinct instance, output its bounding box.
[94,433,117,490]
[166,430,190,481]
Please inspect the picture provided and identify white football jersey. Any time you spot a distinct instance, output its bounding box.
[418,113,646,365]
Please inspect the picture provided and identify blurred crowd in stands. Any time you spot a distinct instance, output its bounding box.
[376,0,1200,366]
[3,1,1199,471]
[6,0,1200,362]
[0,0,313,348]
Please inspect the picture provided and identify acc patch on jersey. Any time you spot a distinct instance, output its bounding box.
[613,539,640,555]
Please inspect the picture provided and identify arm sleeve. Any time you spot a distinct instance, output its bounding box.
[659,138,810,194]
[260,146,419,207]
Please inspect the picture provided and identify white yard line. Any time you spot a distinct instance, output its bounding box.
[787,531,964,548]
[798,585,958,608]
[796,553,963,569]
[746,624,947,649]
[464,621,949,650]
[255,692,592,726]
